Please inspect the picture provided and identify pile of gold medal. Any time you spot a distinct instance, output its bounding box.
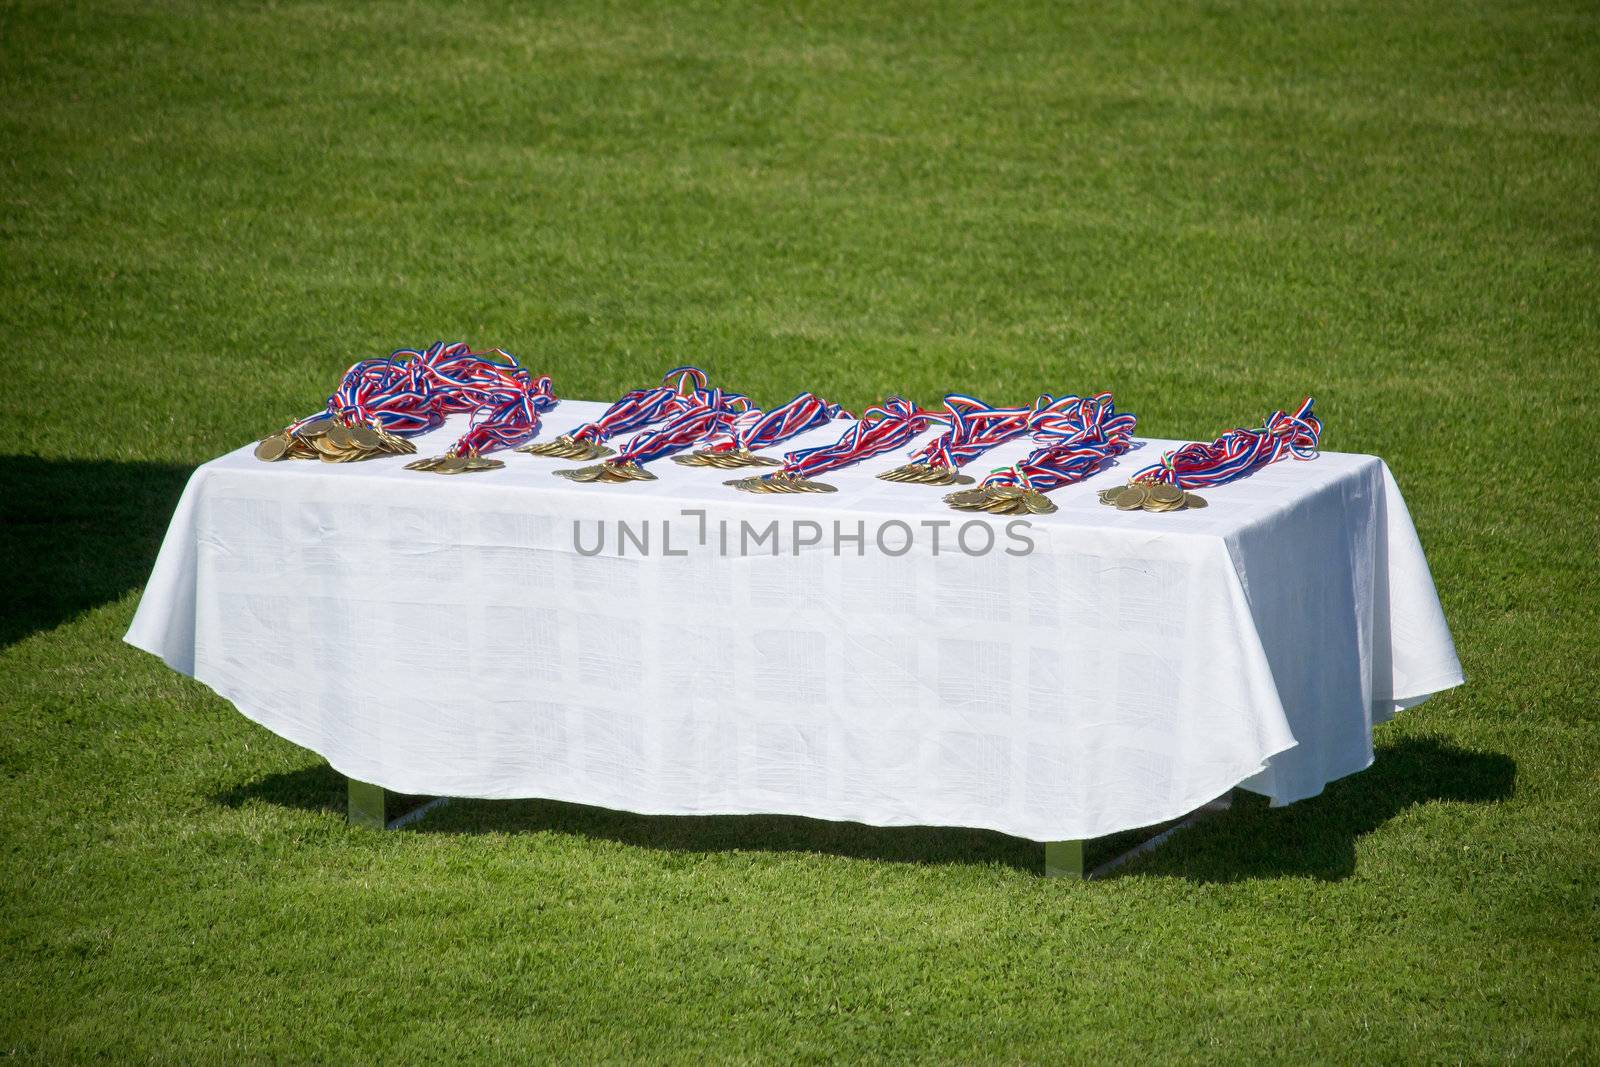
[1097,480,1206,512]
[672,447,779,469]
[944,484,1056,515]
[402,451,505,475]
[515,434,614,460]
[877,462,975,487]
[553,460,656,483]
[725,472,837,494]
[253,418,417,463]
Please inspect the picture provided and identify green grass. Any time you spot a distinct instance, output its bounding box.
[2,0,1598,1060]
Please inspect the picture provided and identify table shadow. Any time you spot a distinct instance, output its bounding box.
[0,455,192,648]
[215,736,1512,880]
[1122,735,1516,883]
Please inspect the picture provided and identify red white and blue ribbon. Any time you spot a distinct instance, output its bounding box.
[448,370,558,455]
[611,387,755,466]
[774,396,935,479]
[291,342,557,452]
[907,392,1105,470]
[292,357,426,435]
[1133,397,1320,488]
[565,366,708,445]
[700,391,848,454]
[981,392,1137,492]
[906,395,1030,469]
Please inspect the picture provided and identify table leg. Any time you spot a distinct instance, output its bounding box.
[347,778,385,829]
[1044,839,1084,879]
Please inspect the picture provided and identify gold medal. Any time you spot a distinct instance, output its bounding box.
[375,428,415,454]
[944,486,990,508]
[1148,483,1183,506]
[605,461,656,482]
[286,437,319,460]
[1095,480,1207,513]
[727,472,837,494]
[405,448,503,474]
[877,463,976,486]
[1113,484,1148,510]
[554,460,656,483]
[254,434,291,462]
[517,435,615,460]
[943,483,1052,515]
[1022,489,1056,515]
[309,434,346,460]
[672,448,780,469]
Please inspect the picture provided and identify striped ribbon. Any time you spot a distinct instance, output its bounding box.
[982,393,1137,492]
[292,342,557,452]
[907,392,1108,470]
[700,391,847,453]
[1133,397,1320,488]
[778,396,935,479]
[413,343,557,454]
[907,395,1031,469]
[612,387,755,465]
[566,366,709,444]
[449,371,558,455]
[297,357,431,435]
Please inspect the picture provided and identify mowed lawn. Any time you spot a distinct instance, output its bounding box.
[2,0,1597,1061]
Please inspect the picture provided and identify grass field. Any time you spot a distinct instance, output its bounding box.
[3,0,1598,1061]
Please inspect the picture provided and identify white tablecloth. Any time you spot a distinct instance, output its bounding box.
[126,400,1463,841]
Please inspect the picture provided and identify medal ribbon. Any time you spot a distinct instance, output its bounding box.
[611,387,755,465]
[566,366,710,444]
[306,357,435,434]
[290,342,557,449]
[908,393,1104,469]
[981,393,1137,492]
[413,343,558,454]
[1133,397,1320,488]
[448,371,558,455]
[778,396,935,479]
[700,391,847,453]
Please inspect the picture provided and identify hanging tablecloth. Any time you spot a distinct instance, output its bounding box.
[127,400,1463,841]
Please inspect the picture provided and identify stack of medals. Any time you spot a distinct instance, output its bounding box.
[946,482,1055,514]
[728,396,933,494]
[673,391,846,470]
[404,345,558,476]
[520,366,707,461]
[1096,480,1205,512]
[253,342,556,475]
[556,385,752,484]
[945,392,1136,516]
[254,417,417,463]
[404,451,507,475]
[1093,397,1321,513]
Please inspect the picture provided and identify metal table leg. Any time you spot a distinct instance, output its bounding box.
[347,777,449,830]
[1044,839,1084,878]
[347,778,386,829]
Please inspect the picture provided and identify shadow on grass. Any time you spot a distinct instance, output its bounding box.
[1127,735,1516,883]
[0,455,192,647]
[216,736,1513,879]
[214,760,1042,871]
